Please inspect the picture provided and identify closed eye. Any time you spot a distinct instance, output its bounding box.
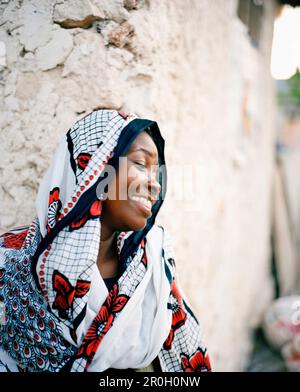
[134,161,147,169]
[129,158,158,178]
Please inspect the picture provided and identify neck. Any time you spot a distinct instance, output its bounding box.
[97,222,117,266]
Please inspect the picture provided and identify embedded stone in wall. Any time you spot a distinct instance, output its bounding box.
[124,0,144,10]
[54,15,102,30]
[91,0,130,23]
[107,21,135,48]
[18,2,53,52]
[35,28,73,71]
[53,0,102,22]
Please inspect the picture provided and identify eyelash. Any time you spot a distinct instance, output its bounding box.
[134,161,147,170]
[131,159,158,178]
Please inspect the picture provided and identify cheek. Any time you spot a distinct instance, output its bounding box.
[102,199,126,225]
[115,166,147,199]
[127,169,147,195]
[103,198,146,231]
[101,165,149,231]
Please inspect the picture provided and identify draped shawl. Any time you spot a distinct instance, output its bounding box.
[0,109,211,372]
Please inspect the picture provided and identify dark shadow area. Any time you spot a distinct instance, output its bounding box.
[247,328,287,372]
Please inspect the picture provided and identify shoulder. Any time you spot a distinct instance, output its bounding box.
[146,224,171,238]
[146,224,163,238]
[146,224,171,246]
[146,224,176,269]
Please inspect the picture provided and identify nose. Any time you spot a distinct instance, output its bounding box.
[148,177,161,202]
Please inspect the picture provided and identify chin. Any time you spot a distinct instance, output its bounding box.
[125,219,148,232]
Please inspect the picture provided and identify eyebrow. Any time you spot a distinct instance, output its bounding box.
[129,147,158,160]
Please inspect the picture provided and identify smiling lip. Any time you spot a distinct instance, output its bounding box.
[130,195,152,217]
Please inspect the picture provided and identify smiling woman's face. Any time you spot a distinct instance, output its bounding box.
[101,131,161,232]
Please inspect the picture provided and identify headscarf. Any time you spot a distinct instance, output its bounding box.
[0,109,211,372]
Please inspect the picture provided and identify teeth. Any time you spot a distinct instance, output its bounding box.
[131,196,152,209]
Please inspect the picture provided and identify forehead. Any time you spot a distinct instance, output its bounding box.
[127,131,159,159]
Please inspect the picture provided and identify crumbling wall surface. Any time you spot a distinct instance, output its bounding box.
[0,0,276,370]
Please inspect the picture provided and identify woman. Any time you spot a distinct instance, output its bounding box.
[0,109,211,372]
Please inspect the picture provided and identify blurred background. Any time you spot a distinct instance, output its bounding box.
[0,0,300,371]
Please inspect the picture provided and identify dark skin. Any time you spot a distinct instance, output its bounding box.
[97,131,161,278]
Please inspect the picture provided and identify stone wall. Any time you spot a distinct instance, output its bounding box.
[0,0,277,370]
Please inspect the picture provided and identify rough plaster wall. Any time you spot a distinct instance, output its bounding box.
[0,0,276,370]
